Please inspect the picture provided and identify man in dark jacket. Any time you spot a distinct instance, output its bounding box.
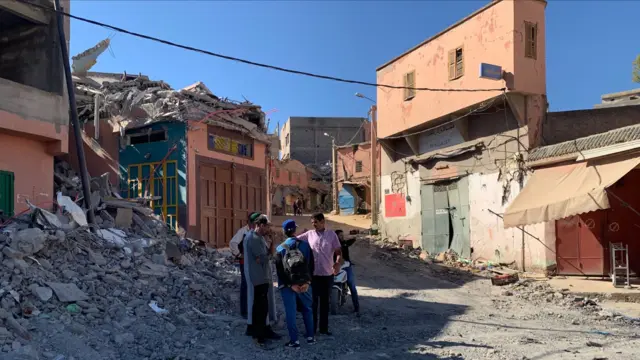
[335,230,360,314]
[276,219,316,348]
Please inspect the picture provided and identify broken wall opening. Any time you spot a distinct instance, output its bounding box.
[0,9,62,95]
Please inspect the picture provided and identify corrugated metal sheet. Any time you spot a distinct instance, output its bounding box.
[530,123,640,162]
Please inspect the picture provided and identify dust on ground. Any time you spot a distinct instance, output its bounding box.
[1,210,639,359]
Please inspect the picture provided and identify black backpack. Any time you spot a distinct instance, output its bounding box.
[282,240,310,285]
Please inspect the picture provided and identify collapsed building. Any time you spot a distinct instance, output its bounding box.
[66,72,272,248]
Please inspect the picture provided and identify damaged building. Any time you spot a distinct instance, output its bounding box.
[0,0,71,216]
[68,73,271,248]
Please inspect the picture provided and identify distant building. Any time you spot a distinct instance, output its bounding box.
[594,88,640,109]
[280,117,367,165]
[335,142,380,215]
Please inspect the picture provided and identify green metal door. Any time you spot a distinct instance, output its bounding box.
[421,183,450,254]
[0,170,15,217]
[447,177,470,258]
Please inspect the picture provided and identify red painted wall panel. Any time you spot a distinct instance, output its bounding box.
[385,193,406,218]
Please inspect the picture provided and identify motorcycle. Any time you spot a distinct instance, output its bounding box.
[330,261,351,315]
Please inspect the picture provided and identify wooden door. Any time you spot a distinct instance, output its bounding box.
[200,164,234,248]
[232,168,265,231]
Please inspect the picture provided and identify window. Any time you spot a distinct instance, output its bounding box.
[355,161,363,173]
[448,47,464,81]
[285,134,290,146]
[129,130,167,145]
[276,168,280,177]
[296,174,301,183]
[207,134,253,158]
[403,71,416,100]
[525,22,537,59]
[288,171,292,181]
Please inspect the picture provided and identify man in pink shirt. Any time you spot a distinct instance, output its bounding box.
[297,213,343,336]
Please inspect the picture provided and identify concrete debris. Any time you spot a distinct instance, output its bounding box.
[504,279,640,326]
[0,158,239,358]
[73,74,268,142]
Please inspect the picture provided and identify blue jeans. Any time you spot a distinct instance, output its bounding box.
[238,264,247,317]
[280,287,314,342]
[345,265,360,312]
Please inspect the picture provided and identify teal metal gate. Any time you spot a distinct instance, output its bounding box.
[420,177,470,258]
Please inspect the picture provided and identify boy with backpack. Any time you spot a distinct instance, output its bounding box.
[275,219,316,348]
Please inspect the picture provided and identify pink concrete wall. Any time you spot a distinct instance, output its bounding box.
[336,143,381,181]
[513,0,546,95]
[0,133,54,214]
[469,172,555,271]
[186,127,267,227]
[273,159,309,188]
[376,0,546,138]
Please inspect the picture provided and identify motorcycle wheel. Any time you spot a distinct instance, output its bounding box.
[330,288,340,315]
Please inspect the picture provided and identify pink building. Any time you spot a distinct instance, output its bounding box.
[271,159,308,214]
[336,142,380,215]
[0,0,71,216]
[377,0,551,271]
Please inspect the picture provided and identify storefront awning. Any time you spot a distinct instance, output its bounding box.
[503,154,640,228]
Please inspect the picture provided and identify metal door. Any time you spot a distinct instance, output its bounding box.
[421,184,450,254]
[126,161,179,229]
[0,170,15,217]
[447,177,471,259]
[556,212,606,275]
[339,185,356,215]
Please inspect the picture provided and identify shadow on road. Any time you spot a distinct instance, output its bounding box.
[330,293,471,359]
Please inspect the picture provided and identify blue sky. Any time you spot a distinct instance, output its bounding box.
[69,1,640,134]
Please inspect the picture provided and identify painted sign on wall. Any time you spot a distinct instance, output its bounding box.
[479,63,503,80]
[418,123,465,154]
[208,134,253,158]
[385,193,406,218]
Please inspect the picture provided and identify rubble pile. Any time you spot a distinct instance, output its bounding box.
[504,279,640,325]
[74,74,269,142]
[0,161,240,357]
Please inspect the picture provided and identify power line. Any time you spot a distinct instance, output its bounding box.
[24,0,506,93]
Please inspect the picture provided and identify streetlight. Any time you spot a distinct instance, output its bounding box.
[355,92,375,104]
[324,133,337,214]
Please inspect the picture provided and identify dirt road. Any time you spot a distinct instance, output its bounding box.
[17,215,640,359]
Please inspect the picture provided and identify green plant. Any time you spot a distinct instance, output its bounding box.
[633,55,640,83]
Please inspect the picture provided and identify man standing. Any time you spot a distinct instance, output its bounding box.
[335,230,360,315]
[230,212,261,319]
[275,219,316,348]
[244,215,278,346]
[297,213,342,336]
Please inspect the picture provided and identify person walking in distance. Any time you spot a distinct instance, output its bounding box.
[244,216,279,346]
[334,230,360,315]
[275,219,316,348]
[230,212,261,319]
[297,213,343,336]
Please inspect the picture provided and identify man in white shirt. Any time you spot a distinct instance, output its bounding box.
[230,212,262,319]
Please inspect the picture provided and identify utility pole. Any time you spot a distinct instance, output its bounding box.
[54,0,96,228]
[331,137,338,214]
[370,105,378,225]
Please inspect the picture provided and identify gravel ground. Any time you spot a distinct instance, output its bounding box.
[10,237,640,360]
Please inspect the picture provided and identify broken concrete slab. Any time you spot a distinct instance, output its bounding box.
[46,282,89,303]
[29,286,53,302]
[11,228,46,256]
[115,208,133,228]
